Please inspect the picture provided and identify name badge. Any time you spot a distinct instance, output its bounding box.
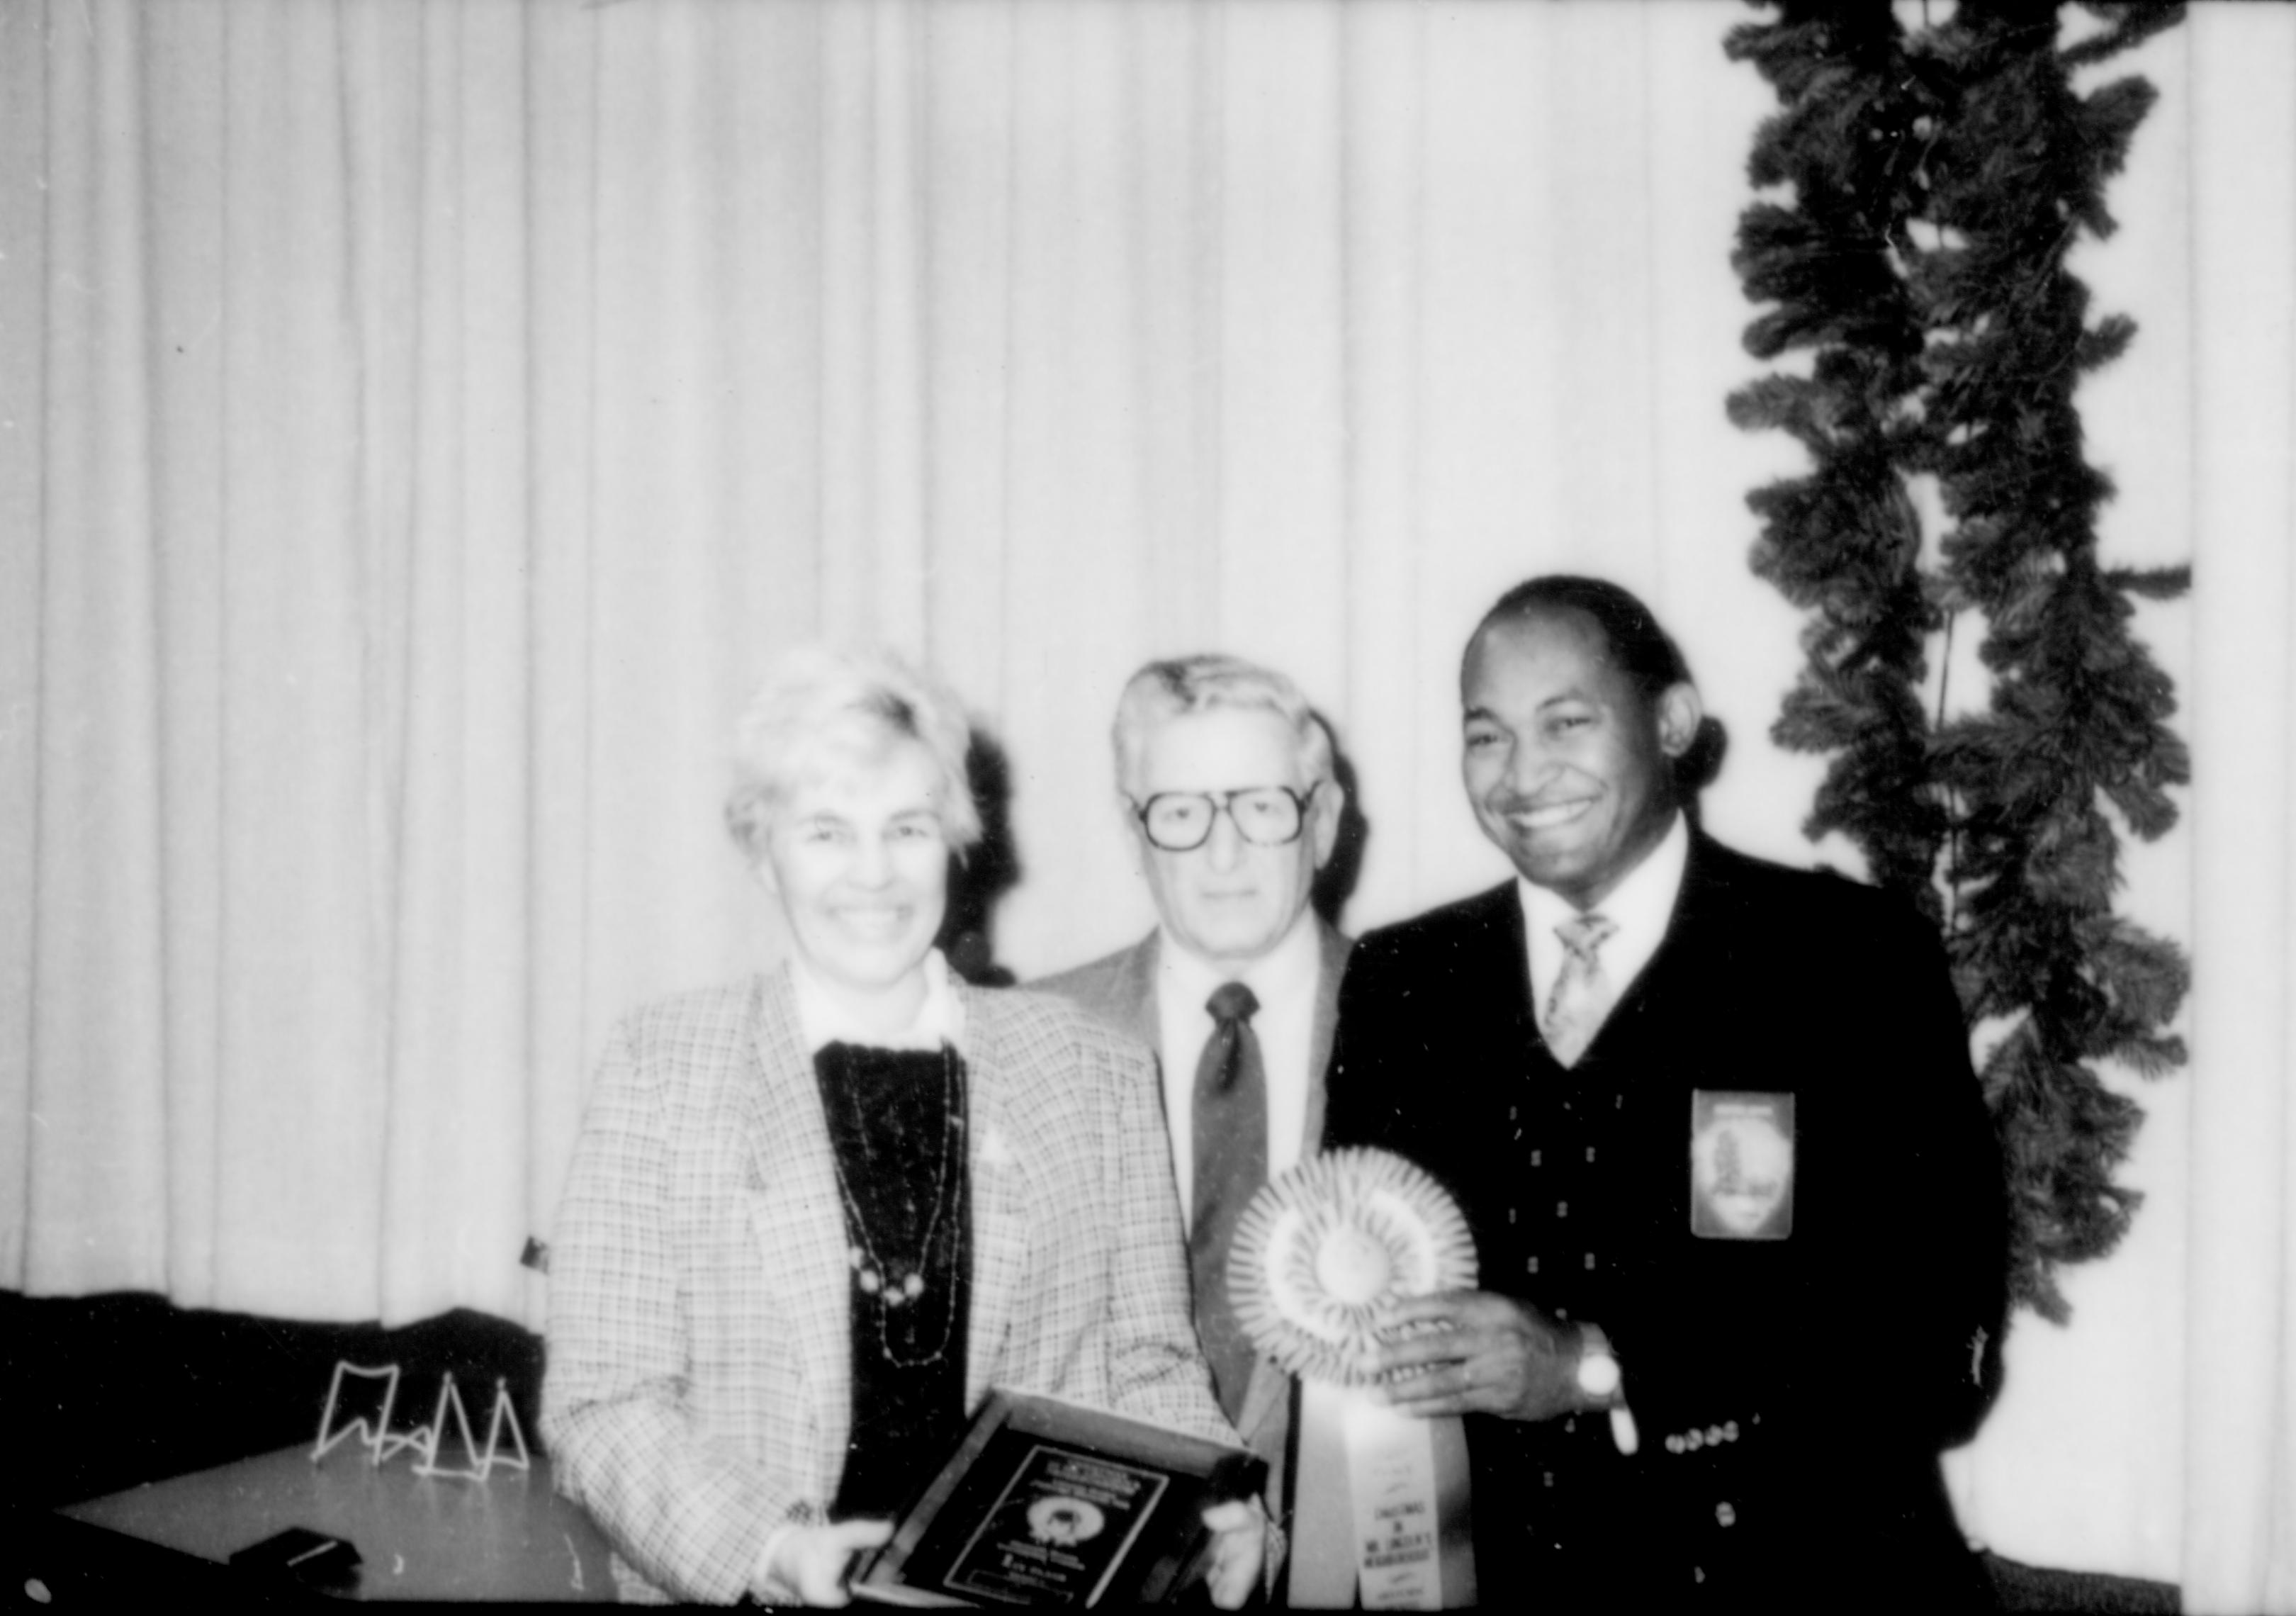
[1689,1090,1795,1240]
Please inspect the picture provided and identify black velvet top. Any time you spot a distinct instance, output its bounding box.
[812,1041,974,1520]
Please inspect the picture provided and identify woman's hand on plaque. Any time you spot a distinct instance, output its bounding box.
[1199,1496,1268,1609]
[1369,1289,1583,1423]
[761,1517,894,1607]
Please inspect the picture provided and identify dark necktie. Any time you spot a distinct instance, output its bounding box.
[1191,981,1266,1425]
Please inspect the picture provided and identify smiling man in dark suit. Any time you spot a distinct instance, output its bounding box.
[1323,576,2008,1611]
[1037,654,1352,1584]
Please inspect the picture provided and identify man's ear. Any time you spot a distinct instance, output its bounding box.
[1309,780,1344,870]
[1656,683,1703,760]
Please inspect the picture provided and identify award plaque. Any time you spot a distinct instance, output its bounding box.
[853,1390,1266,1607]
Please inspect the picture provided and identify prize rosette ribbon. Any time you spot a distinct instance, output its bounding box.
[1227,1149,1478,1610]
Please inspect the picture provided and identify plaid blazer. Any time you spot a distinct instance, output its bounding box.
[543,967,1239,1605]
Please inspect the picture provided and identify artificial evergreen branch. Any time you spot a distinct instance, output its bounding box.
[1726,0,2188,1323]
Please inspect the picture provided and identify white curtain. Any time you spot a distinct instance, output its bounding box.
[1,0,2288,1604]
[2177,14,2295,1612]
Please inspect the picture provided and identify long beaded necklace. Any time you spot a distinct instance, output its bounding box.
[821,1042,968,1368]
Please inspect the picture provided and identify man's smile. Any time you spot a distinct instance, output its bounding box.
[1506,797,1598,832]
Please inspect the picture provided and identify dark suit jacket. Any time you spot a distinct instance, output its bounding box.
[1035,921,1353,1540]
[1324,834,2006,1611]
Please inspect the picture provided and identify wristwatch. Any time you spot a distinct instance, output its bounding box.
[1574,1322,1622,1400]
[1574,1323,1641,1456]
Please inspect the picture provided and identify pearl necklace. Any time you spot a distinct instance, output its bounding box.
[822,1043,967,1367]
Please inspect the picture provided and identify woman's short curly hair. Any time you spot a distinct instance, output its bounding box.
[724,646,982,861]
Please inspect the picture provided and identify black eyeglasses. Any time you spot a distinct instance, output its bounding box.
[1132,785,1316,852]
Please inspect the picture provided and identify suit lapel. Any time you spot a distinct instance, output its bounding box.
[1485,880,1540,1035]
[1300,919,1351,1155]
[740,971,853,1492]
[1112,932,1163,1053]
[958,987,1031,1412]
[1579,831,1729,1053]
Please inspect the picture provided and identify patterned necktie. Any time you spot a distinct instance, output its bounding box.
[1541,912,1619,1067]
[1191,981,1266,1425]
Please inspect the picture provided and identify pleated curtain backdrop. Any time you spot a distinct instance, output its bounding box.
[0,2,2289,1608]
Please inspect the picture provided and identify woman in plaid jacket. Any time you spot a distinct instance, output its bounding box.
[543,647,1266,1605]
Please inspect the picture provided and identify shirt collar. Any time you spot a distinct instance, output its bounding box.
[1157,906,1322,1016]
[789,947,965,1054]
[1519,809,1691,965]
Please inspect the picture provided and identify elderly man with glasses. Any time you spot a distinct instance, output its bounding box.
[1036,655,1352,1588]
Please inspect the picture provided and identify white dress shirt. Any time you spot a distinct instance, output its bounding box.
[1518,811,1690,1043]
[1152,912,1323,1230]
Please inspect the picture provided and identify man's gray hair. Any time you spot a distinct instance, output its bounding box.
[1111,654,1335,799]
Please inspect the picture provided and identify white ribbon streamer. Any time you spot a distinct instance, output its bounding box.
[1341,1387,1445,1609]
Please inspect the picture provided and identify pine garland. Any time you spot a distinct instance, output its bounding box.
[1726,0,2188,1323]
